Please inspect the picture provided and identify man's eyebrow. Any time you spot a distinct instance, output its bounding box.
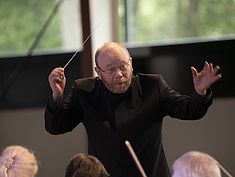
[105,63,113,68]
[106,60,128,66]
[105,62,120,68]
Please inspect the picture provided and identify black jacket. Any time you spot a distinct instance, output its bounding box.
[45,73,212,177]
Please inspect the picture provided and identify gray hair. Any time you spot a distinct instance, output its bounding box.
[172,151,221,177]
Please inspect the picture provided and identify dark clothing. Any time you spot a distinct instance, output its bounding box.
[44,74,212,177]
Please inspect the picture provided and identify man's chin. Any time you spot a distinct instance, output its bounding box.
[112,90,126,94]
[112,85,129,93]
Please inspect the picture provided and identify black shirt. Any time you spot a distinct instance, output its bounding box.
[45,73,212,177]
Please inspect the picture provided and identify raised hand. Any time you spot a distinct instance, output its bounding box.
[191,61,222,96]
[48,67,66,102]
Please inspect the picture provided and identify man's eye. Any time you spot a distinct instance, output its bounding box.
[120,64,127,70]
[108,68,115,73]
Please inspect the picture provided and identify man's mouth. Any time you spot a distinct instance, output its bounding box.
[115,80,127,84]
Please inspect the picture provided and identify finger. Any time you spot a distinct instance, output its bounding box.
[58,68,65,79]
[191,66,198,78]
[49,73,64,82]
[218,73,222,78]
[53,67,64,73]
[59,71,65,79]
[51,70,60,77]
[52,70,65,79]
[210,63,214,72]
[60,73,65,80]
[51,76,63,83]
[57,67,64,72]
[52,67,64,75]
[203,61,210,72]
[56,69,64,75]
[213,65,220,74]
[211,74,222,84]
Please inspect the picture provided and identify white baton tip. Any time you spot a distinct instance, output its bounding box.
[125,140,130,145]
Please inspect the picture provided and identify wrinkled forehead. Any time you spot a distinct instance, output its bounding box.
[96,42,130,66]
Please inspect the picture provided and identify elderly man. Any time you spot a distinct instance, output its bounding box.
[44,42,221,177]
[172,151,222,177]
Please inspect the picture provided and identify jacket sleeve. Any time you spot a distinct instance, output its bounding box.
[44,82,83,135]
[157,75,213,120]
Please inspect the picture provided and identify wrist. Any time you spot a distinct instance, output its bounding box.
[52,93,62,102]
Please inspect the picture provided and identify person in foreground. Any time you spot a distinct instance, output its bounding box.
[0,145,38,177]
[65,153,110,177]
[172,151,221,177]
[44,41,221,177]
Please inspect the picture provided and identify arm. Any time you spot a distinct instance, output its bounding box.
[158,60,222,120]
[44,67,82,135]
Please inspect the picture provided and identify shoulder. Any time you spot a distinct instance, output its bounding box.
[136,73,165,84]
[73,77,99,92]
[134,73,169,93]
[132,73,164,95]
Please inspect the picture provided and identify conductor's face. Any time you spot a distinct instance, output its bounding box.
[95,42,133,94]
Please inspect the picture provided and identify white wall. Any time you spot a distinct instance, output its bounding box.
[163,98,235,175]
[0,108,87,177]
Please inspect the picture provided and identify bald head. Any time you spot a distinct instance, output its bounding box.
[95,42,130,67]
[94,42,133,94]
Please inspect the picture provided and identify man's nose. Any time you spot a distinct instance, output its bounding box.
[114,68,123,79]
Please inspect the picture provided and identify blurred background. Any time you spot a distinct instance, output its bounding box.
[0,0,234,176]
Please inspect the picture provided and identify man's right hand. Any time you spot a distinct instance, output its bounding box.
[48,67,66,102]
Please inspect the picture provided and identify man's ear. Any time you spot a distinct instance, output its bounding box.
[95,67,102,80]
[129,57,133,71]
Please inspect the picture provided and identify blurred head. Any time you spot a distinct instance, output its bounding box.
[95,42,133,94]
[0,145,38,177]
[172,151,221,177]
[65,153,110,177]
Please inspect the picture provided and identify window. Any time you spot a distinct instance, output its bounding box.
[118,0,235,45]
[0,0,82,57]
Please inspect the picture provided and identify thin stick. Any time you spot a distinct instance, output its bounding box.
[63,23,100,69]
[125,140,148,177]
[216,161,233,177]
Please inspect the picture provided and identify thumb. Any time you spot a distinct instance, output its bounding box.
[191,66,198,78]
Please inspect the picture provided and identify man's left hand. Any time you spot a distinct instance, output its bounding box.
[191,61,222,96]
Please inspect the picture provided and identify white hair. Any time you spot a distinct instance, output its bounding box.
[172,151,221,177]
[0,145,38,177]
